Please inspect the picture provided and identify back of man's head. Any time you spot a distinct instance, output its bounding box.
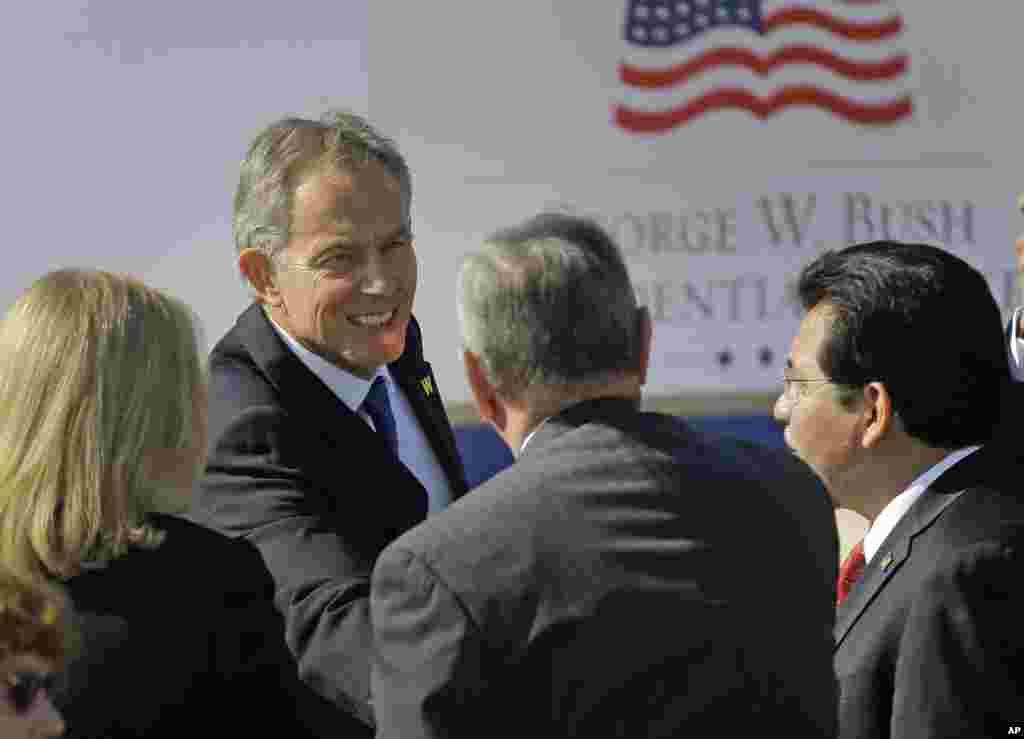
[457,212,644,400]
[796,240,1008,448]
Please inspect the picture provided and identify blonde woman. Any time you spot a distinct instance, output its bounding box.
[0,270,335,738]
[0,571,72,739]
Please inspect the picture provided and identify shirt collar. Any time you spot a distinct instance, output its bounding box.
[862,445,981,563]
[267,314,386,411]
[1009,307,1024,374]
[519,416,552,456]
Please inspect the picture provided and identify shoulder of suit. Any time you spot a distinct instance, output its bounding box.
[206,343,286,423]
[925,485,1024,545]
[915,524,1024,604]
[387,463,547,569]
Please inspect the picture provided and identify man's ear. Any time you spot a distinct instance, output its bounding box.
[637,306,653,386]
[239,248,283,307]
[463,350,506,432]
[860,381,894,449]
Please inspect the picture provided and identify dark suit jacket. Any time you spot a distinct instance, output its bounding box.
[55,514,339,738]
[835,444,1024,739]
[191,304,467,730]
[371,398,839,739]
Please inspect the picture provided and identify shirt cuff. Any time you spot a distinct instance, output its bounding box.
[1010,308,1024,382]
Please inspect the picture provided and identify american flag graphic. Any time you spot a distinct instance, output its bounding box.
[615,0,912,133]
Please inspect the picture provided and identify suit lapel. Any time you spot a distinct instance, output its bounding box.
[236,304,466,499]
[389,324,468,499]
[235,304,429,506]
[833,452,986,649]
[236,304,357,431]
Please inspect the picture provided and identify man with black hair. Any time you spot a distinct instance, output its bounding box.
[776,241,1024,738]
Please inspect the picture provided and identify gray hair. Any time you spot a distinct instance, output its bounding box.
[457,212,643,397]
[232,110,411,262]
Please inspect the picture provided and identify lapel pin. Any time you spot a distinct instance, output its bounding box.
[880,553,894,573]
[420,376,435,397]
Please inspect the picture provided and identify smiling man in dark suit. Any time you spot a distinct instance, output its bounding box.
[190,111,467,734]
[369,212,840,739]
[775,241,1024,738]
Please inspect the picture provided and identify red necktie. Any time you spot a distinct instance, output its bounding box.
[836,540,866,607]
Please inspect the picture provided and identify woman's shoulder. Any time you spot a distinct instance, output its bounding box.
[146,513,275,599]
[67,514,273,610]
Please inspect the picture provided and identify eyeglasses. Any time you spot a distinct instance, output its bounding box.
[781,375,836,404]
[5,671,58,714]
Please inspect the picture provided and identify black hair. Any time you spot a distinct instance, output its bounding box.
[796,241,1008,448]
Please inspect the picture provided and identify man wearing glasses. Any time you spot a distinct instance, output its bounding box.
[775,241,1024,738]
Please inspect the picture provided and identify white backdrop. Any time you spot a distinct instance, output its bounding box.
[0,0,369,352]
[369,0,1024,403]
[4,2,1023,407]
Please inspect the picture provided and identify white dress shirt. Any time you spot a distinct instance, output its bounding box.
[269,318,453,514]
[862,445,981,563]
[519,417,551,456]
[1009,307,1024,382]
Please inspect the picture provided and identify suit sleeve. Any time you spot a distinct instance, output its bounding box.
[890,533,1024,739]
[371,546,486,739]
[194,361,398,728]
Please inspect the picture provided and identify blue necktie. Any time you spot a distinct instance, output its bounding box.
[363,376,398,454]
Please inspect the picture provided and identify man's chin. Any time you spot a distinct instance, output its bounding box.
[378,316,410,357]
[362,335,408,370]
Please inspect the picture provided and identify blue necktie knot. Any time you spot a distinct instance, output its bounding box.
[363,376,398,454]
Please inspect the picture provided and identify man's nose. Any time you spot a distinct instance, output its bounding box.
[361,250,394,295]
[772,392,791,426]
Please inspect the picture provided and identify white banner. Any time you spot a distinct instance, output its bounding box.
[369,0,1024,402]
[4,2,1021,408]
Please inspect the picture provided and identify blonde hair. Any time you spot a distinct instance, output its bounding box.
[0,270,205,579]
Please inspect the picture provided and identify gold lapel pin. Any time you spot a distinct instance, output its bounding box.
[880,553,894,573]
[420,376,435,397]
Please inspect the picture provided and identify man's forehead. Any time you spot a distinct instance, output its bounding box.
[292,164,406,233]
[295,162,400,204]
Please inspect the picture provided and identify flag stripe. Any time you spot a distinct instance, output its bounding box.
[620,68,911,111]
[614,86,913,132]
[764,0,893,22]
[763,8,902,40]
[621,28,906,68]
[620,46,907,87]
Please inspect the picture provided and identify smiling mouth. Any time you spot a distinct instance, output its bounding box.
[349,309,396,327]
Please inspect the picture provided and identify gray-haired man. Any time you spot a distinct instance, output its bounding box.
[191,112,468,735]
[369,212,839,739]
